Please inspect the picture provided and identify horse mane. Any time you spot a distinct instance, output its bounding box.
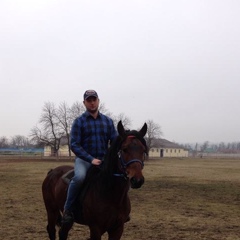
[101,135,122,178]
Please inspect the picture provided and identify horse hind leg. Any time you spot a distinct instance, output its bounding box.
[46,209,61,240]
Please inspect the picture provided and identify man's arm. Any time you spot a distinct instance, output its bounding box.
[70,118,94,163]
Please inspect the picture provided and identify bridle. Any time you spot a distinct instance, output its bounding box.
[118,150,145,169]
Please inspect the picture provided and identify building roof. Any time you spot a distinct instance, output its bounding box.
[152,138,183,149]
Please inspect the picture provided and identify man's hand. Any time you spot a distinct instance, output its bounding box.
[91,158,102,166]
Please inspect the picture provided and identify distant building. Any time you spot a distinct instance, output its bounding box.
[44,145,72,157]
[148,139,188,158]
[44,136,72,157]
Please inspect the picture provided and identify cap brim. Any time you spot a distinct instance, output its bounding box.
[85,95,98,100]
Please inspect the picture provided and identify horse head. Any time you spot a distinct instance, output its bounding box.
[117,121,148,189]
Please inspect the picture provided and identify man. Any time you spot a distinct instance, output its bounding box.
[62,89,118,223]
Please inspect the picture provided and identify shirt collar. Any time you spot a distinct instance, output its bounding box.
[84,110,101,119]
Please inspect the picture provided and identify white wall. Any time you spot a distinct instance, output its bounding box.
[149,148,188,158]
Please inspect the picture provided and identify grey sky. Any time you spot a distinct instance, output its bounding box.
[1,0,240,144]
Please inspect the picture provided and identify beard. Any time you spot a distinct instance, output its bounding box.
[86,106,98,114]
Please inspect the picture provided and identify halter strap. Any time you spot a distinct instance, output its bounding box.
[113,152,144,178]
[118,151,144,169]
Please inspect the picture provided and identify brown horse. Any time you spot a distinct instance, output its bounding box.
[42,121,148,240]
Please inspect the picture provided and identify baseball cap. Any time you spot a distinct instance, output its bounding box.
[83,90,98,100]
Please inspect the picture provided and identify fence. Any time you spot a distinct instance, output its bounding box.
[189,152,240,159]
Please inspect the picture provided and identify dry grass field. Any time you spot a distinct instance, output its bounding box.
[1,157,240,240]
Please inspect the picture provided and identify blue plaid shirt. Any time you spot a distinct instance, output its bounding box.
[70,111,117,163]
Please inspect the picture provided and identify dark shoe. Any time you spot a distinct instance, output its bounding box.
[62,210,74,224]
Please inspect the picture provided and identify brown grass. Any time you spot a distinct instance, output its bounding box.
[1,157,240,239]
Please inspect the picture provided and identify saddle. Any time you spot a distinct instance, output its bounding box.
[61,169,74,184]
[61,166,101,185]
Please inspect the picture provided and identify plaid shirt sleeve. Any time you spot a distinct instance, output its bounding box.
[70,117,94,163]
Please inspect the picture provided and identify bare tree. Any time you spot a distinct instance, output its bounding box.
[30,102,64,156]
[200,141,209,152]
[237,142,240,151]
[30,126,53,146]
[218,142,226,152]
[0,136,9,148]
[111,113,132,129]
[99,102,108,114]
[69,101,85,123]
[57,102,72,156]
[10,135,29,148]
[145,119,162,151]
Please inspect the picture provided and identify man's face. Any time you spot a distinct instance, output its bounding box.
[84,96,99,113]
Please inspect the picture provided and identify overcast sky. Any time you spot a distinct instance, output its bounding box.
[1,0,240,144]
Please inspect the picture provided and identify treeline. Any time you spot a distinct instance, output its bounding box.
[0,135,37,149]
[181,141,240,153]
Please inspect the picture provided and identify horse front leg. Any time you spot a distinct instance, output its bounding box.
[89,226,102,240]
[46,224,56,240]
[107,223,124,240]
[59,222,73,240]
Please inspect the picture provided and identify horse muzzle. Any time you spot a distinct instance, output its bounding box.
[130,176,145,189]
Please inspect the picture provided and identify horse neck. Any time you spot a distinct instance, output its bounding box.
[98,170,130,204]
[109,176,130,204]
[101,139,131,201]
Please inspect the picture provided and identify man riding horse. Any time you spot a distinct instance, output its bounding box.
[62,89,117,224]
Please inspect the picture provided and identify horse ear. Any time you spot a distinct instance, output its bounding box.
[139,123,147,137]
[117,121,126,137]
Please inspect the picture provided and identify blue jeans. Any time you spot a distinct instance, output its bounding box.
[64,157,92,211]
